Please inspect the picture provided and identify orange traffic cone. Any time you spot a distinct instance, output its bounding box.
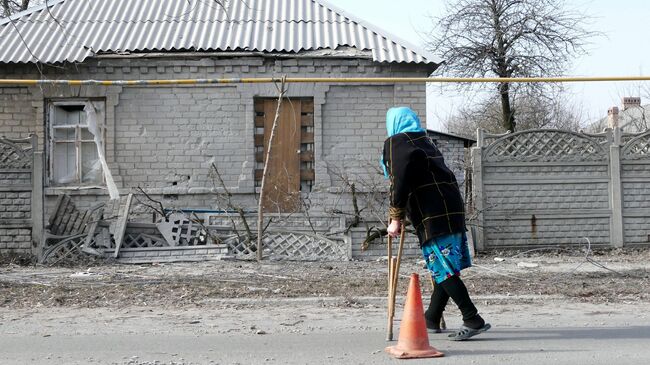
[385,273,444,359]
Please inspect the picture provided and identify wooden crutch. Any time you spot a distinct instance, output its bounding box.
[386,223,394,341]
[386,222,406,341]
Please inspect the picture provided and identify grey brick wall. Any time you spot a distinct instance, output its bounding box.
[0,57,432,220]
[322,85,393,191]
[0,56,441,259]
[0,228,31,252]
[115,85,245,189]
[0,192,31,220]
[0,87,40,140]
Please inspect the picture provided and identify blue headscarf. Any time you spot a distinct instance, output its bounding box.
[381,107,426,178]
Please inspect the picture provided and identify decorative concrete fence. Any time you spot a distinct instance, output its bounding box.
[0,135,43,256]
[471,127,650,250]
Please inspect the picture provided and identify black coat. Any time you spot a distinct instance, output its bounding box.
[382,132,466,245]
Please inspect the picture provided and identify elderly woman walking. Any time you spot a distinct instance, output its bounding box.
[381,106,490,341]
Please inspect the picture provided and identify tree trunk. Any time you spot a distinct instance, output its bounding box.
[499,82,515,132]
[256,77,287,262]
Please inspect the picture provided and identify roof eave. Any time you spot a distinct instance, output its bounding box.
[0,0,66,26]
[315,0,442,65]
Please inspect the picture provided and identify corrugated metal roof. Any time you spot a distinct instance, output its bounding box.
[0,0,439,65]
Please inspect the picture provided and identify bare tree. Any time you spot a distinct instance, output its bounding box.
[427,0,596,132]
[445,88,588,137]
[1,0,33,18]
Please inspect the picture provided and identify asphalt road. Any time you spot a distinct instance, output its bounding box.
[1,297,649,364]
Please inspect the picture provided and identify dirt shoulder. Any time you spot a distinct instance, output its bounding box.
[1,248,649,309]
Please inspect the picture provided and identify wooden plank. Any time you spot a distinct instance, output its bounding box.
[48,195,66,229]
[83,204,105,247]
[301,114,313,126]
[300,150,314,162]
[254,99,265,113]
[53,197,74,235]
[301,132,314,144]
[254,115,265,127]
[262,98,302,213]
[113,193,134,258]
[63,209,80,235]
[301,99,314,113]
[256,150,313,163]
[254,134,264,146]
[71,210,87,235]
[300,169,315,181]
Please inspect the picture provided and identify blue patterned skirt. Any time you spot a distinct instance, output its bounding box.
[422,232,472,284]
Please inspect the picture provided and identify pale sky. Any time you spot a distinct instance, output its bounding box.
[326,0,650,131]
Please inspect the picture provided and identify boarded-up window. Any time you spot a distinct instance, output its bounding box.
[254,98,314,213]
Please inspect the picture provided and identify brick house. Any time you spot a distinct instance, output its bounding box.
[0,0,443,258]
[590,97,650,133]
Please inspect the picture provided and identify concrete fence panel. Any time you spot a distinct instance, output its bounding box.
[0,134,40,255]
[621,130,650,246]
[472,129,617,250]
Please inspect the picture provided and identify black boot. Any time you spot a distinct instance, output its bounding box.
[424,281,449,332]
[439,275,485,329]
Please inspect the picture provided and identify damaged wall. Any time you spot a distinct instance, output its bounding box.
[0,56,440,257]
[0,87,41,140]
[115,85,245,190]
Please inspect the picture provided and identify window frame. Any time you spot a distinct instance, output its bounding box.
[46,99,107,187]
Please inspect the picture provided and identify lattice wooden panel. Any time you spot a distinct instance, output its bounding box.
[484,130,607,162]
[622,131,650,160]
[41,229,108,265]
[224,231,347,261]
[0,138,31,169]
[122,233,167,248]
[156,213,207,246]
[222,235,257,258]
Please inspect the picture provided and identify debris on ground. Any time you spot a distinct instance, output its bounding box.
[1,249,649,309]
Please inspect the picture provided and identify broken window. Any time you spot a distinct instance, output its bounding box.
[48,100,106,186]
[254,98,315,213]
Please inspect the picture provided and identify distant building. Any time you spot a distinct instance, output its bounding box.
[426,130,475,192]
[591,97,650,133]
